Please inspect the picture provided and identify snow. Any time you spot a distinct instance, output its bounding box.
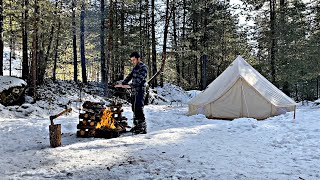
[0,81,320,179]
[0,70,319,179]
[150,83,201,105]
[0,80,109,118]
[1,105,320,179]
[0,76,27,92]
[187,90,202,99]
[313,98,320,106]
[3,46,22,77]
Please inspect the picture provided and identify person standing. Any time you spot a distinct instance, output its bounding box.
[115,52,148,134]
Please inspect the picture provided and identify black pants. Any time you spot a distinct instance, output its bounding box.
[131,89,145,123]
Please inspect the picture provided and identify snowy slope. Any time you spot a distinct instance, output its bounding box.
[0,80,110,119]
[149,83,201,105]
[0,103,319,179]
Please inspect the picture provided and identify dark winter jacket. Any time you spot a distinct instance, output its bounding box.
[122,62,148,93]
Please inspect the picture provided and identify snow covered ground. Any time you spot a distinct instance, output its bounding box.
[148,83,199,105]
[1,100,320,179]
[1,50,319,179]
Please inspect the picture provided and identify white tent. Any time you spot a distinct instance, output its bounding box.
[188,55,297,120]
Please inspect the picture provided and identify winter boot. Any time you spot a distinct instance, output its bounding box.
[131,119,147,134]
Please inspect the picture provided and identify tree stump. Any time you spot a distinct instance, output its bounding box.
[49,124,61,147]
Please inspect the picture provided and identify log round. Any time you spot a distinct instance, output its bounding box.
[49,124,61,148]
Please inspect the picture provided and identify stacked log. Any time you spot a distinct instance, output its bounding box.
[76,101,128,138]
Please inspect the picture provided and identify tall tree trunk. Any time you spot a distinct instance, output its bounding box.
[108,0,114,83]
[278,0,286,79]
[139,0,143,55]
[192,19,198,88]
[53,0,62,82]
[114,0,118,81]
[43,24,56,82]
[72,0,78,82]
[31,0,39,98]
[53,27,60,82]
[270,0,277,84]
[39,1,57,84]
[0,0,3,76]
[10,1,15,61]
[9,3,13,76]
[151,0,157,87]
[112,0,119,82]
[172,0,180,86]
[159,0,170,87]
[145,0,151,79]
[200,4,209,90]
[200,55,208,90]
[80,0,87,83]
[38,34,45,85]
[149,0,170,87]
[120,0,125,80]
[317,76,319,99]
[22,0,29,80]
[279,0,285,31]
[181,0,186,83]
[100,0,106,85]
[194,55,198,87]
[187,63,191,85]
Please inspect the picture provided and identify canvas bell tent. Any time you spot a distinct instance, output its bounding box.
[188,56,297,120]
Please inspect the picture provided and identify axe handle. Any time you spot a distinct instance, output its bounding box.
[50,108,72,125]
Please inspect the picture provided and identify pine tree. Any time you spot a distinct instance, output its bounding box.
[0,0,3,76]
[100,0,106,84]
[22,0,29,81]
[151,0,157,87]
[31,0,40,97]
[72,0,78,82]
[80,0,87,83]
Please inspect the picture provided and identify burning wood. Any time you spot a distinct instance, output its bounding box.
[77,101,128,138]
[96,108,116,130]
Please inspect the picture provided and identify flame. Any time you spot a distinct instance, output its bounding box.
[96,108,116,130]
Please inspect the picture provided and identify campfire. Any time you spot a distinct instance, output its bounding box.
[96,108,116,130]
[77,101,128,138]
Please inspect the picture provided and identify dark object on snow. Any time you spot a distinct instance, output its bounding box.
[77,101,129,138]
[49,107,72,148]
[0,77,27,106]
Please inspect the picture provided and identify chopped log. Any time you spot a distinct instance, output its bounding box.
[77,124,96,129]
[79,113,89,119]
[49,124,61,148]
[84,113,89,118]
[80,129,86,136]
[79,113,101,121]
[88,129,96,136]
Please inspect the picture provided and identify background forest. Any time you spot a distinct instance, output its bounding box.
[0,0,319,101]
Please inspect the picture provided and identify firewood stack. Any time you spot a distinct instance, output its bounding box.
[77,101,128,138]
